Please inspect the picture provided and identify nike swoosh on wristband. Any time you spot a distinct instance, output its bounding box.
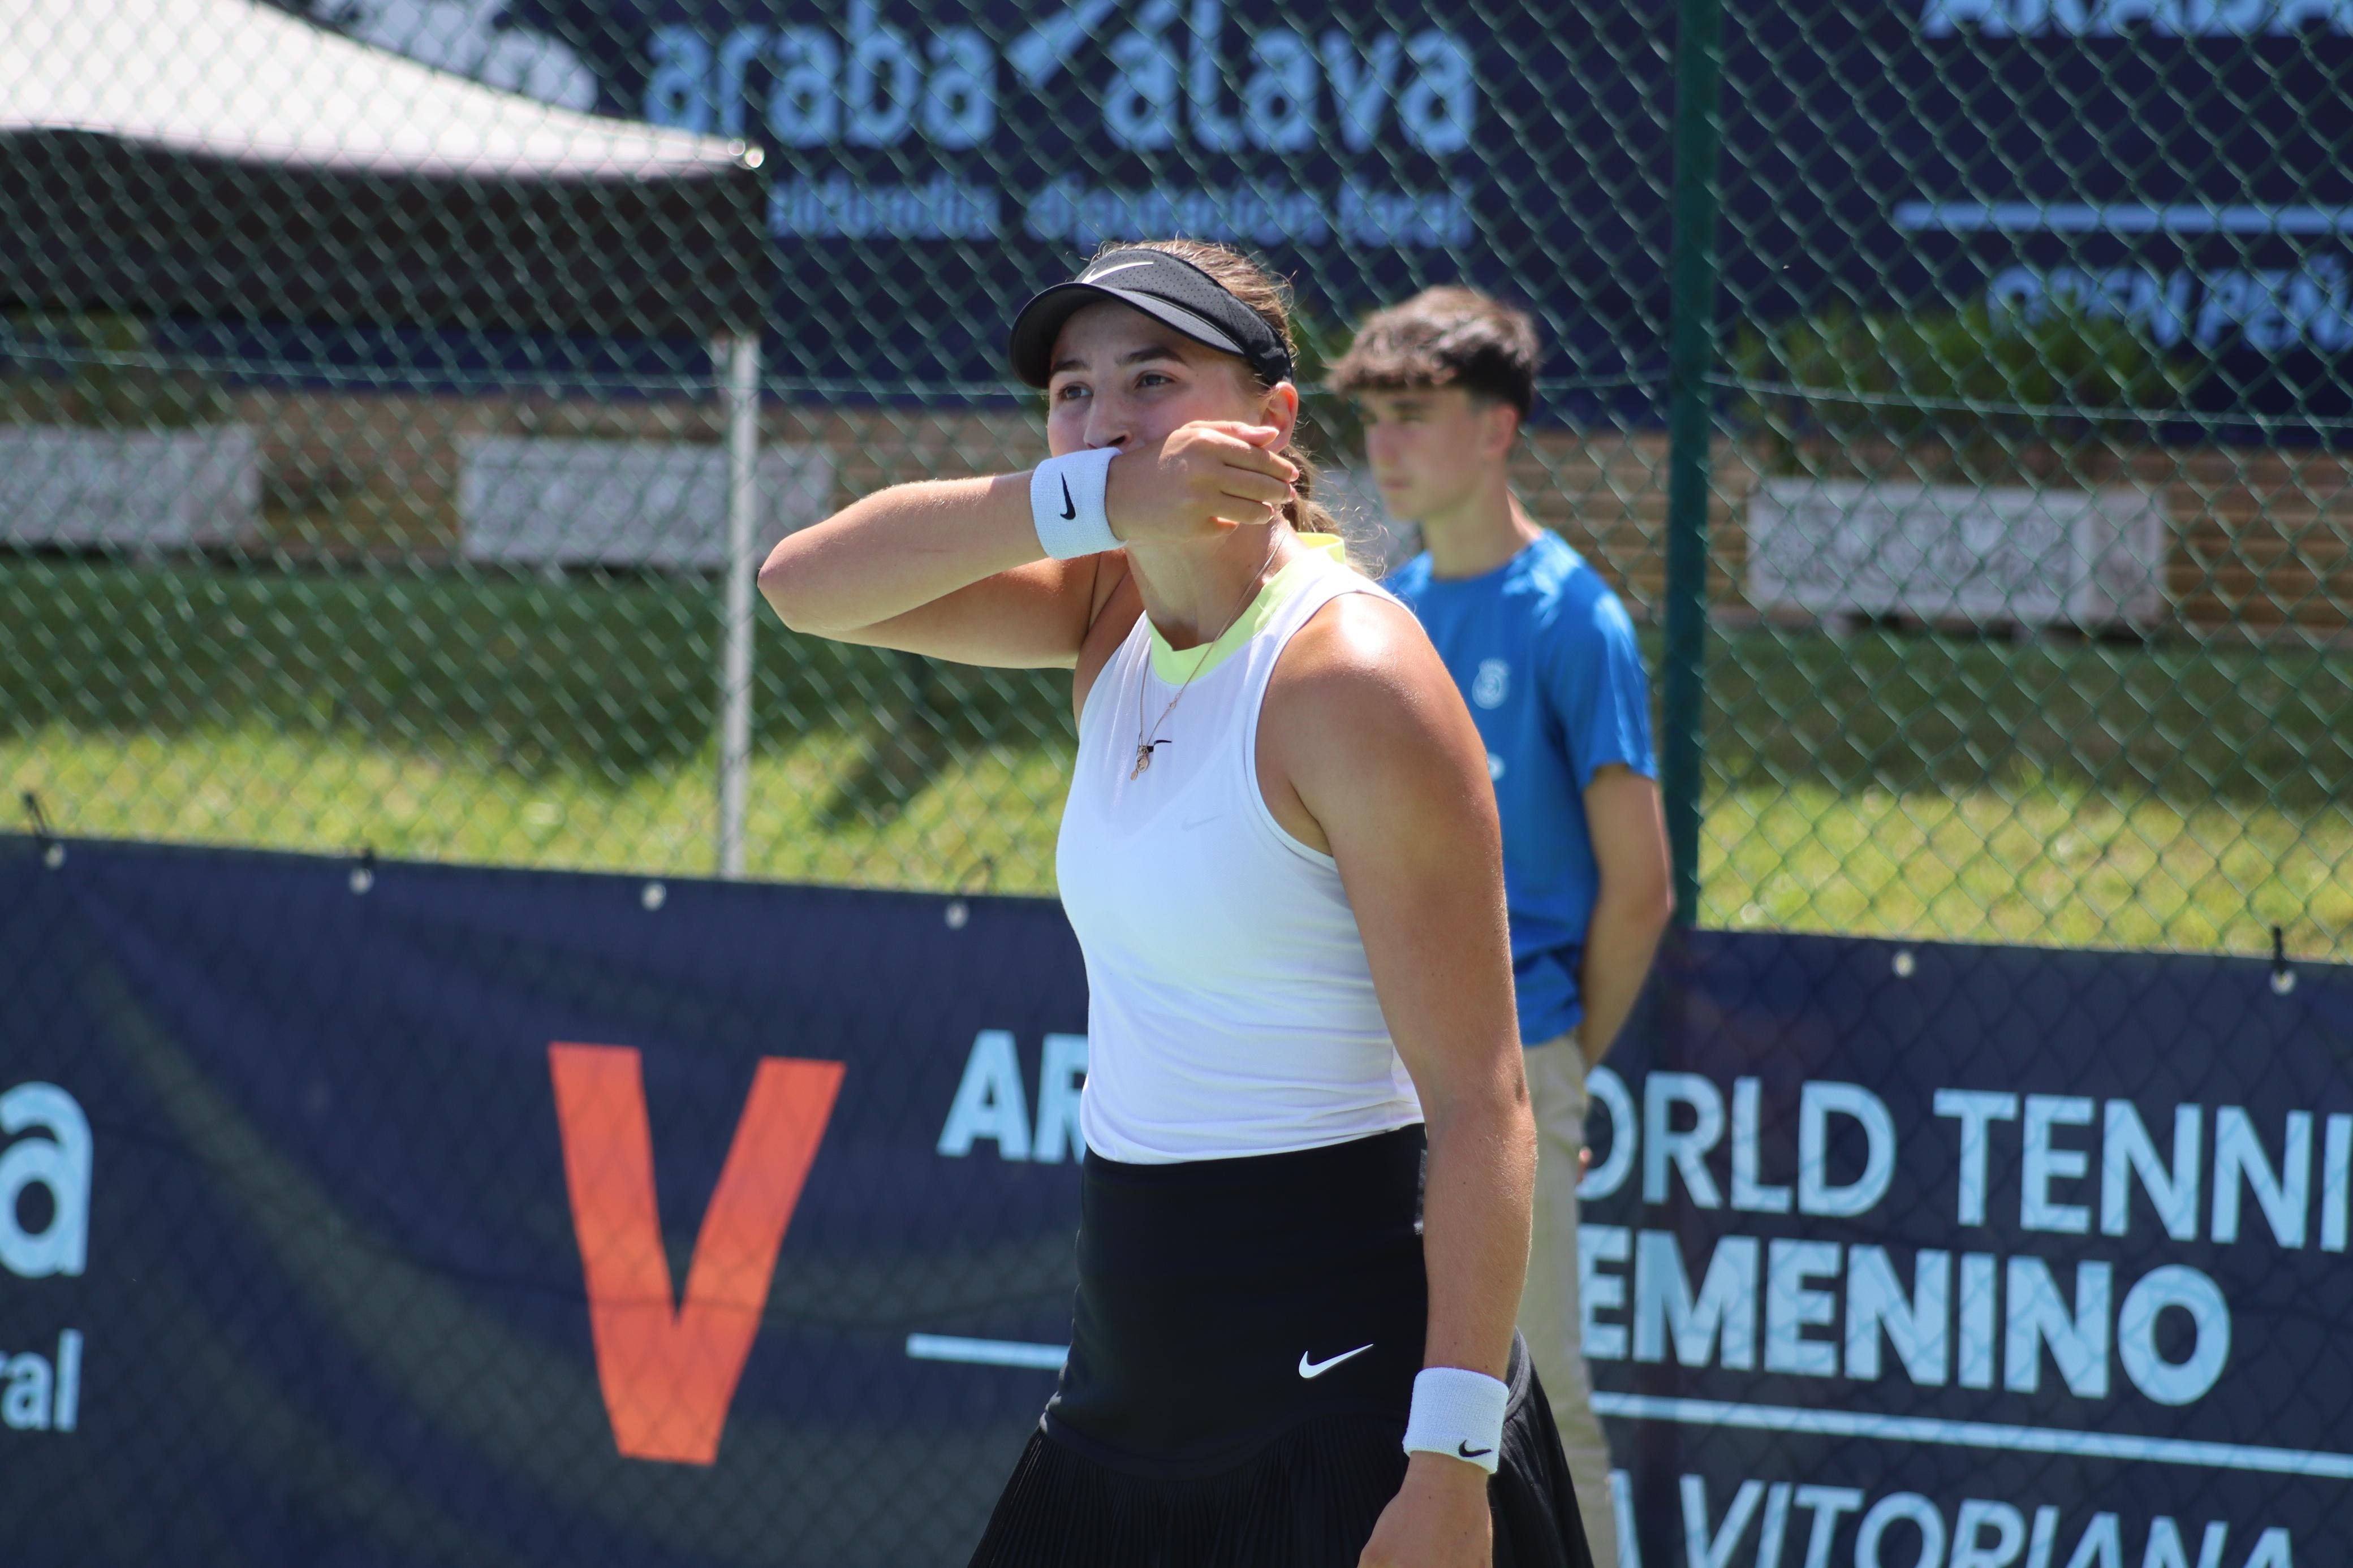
[1298,1344,1374,1379]
[1059,477,1077,520]
[1457,1440,1494,1459]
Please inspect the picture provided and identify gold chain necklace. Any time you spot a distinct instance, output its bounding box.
[1131,534,1283,780]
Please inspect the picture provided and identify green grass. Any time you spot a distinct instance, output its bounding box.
[5,725,1073,893]
[1711,780,2353,958]
[6,555,2350,957]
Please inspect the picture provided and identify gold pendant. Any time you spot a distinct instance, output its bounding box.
[1131,745,1153,779]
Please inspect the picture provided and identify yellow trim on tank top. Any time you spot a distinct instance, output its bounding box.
[1146,534,1350,684]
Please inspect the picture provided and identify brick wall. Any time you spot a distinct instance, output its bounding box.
[102,385,2353,640]
[1517,429,2353,640]
[215,386,1046,561]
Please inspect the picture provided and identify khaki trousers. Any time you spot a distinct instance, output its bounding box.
[1517,1039,1620,1568]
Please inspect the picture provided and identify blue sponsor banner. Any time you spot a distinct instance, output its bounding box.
[1712,0,2353,439]
[3,832,2350,1565]
[1588,930,2353,1567]
[0,835,1091,1567]
[566,0,1673,424]
[269,1,2352,430]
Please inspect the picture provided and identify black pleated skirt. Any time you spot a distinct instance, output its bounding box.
[966,1126,1594,1568]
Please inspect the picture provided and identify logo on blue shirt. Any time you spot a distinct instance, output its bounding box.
[1472,658,1511,709]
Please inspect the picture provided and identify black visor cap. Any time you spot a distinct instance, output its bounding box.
[1007,248,1294,390]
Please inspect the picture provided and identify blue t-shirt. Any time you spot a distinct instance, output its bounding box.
[1386,532,1657,1044]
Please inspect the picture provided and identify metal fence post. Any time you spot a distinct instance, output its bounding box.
[1661,0,1728,928]
[716,332,761,881]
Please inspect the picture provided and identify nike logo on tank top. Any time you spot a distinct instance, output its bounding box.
[1055,538,1425,1165]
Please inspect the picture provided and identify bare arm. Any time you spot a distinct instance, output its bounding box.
[1575,764,1675,1068]
[757,475,1098,668]
[755,422,1299,669]
[1265,598,1532,1568]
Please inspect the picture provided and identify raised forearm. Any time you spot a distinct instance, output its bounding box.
[1419,1091,1536,1380]
[756,473,1040,636]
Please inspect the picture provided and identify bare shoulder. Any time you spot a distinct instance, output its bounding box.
[1261,590,1494,850]
[1267,591,1468,749]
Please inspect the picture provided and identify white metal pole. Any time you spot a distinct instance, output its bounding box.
[716,332,759,880]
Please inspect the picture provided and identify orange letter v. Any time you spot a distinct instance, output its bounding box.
[550,1043,844,1464]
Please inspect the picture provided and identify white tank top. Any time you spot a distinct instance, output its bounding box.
[1056,537,1425,1164]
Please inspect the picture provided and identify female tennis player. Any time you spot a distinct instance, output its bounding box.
[759,240,1591,1568]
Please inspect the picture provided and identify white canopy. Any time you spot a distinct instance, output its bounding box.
[0,0,751,178]
[0,0,770,878]
[0,0,766,338]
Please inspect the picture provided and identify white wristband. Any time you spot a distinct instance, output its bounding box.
[1029,448,1121,559]
[1401,1366,1509,1475]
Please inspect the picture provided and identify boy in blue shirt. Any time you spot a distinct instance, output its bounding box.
[1334,288,1674,1567]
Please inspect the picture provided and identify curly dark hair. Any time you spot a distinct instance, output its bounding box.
[1328,286,1539,419]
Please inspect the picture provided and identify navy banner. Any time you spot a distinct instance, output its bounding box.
[1588,932,2353,1568]
[272,1,2353,428]
[0,835,1091,1567]
[3,833,2350,1566]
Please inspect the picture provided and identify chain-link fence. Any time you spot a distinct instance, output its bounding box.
[1684,0,2353,962]
[3,0,2347,956]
